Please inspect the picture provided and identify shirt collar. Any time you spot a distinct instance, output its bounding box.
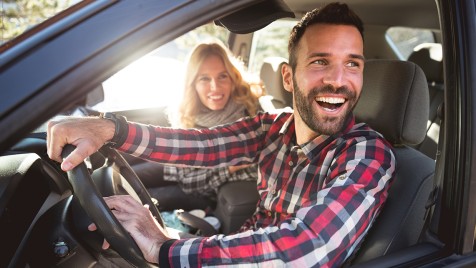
[279,113,356,158]
[279,113,294,136]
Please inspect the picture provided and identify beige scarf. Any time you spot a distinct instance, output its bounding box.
[194,100,247,128]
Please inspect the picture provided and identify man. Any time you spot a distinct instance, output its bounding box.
[47,2,395,267]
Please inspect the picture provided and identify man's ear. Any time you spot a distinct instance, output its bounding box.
[281,63,293,93]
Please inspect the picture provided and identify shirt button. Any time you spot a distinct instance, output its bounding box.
[271,189,277,195]
[289,161,294,166]
[267,211,272,216]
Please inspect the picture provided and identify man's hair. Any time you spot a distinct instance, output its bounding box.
[288,2,364,69]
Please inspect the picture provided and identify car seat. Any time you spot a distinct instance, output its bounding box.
[350,59,435,265]
[258,56,292,111]
[214,180,260,234]
[408,43,444,160]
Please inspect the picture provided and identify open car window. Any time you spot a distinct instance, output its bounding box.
[248,19,296,74]
[94,23,230,112]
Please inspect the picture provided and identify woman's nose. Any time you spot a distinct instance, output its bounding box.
[209,78,218,91]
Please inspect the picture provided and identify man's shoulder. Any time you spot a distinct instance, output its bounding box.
[345,122,391,145]
[335,122,395,163]
[350,121,378,133]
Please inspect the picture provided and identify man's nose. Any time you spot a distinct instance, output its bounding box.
[322,66,344,88]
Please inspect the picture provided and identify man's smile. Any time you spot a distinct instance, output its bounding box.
[315,96,347,112]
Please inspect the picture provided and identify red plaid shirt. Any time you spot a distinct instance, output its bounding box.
[119,112,395,267]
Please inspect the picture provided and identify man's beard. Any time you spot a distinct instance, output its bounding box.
[293,78,358,135]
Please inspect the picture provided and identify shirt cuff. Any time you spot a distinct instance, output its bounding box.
[158,239,177,267]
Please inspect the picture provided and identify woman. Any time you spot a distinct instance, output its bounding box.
[135,41,262,211]
[172,42,260,128]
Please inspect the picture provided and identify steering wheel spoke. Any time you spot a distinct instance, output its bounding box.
[62,144,164,267]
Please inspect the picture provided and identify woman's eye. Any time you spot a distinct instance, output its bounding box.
[199,76,211,82]
[218,73,229,80]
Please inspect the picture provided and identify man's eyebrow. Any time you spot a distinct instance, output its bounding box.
[350,54,365,61]
[308,52,365,61]
[308,52,330,58]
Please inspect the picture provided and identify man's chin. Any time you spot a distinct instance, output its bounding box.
[316,125,343,136]
[314,115,349,135]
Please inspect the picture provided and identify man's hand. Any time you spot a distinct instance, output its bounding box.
[47,117,115,171]
[88,195,172,264]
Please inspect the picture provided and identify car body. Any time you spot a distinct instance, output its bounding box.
[1,0,476,267]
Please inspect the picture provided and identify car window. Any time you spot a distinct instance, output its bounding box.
[386,27,436,60]
[94,23,229,112]
[247,19,296,75]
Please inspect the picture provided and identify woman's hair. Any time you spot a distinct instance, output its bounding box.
[174,41,262,128]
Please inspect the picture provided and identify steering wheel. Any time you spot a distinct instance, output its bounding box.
[62,144,166,267]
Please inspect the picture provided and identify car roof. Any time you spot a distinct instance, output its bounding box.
[284,0,440,29]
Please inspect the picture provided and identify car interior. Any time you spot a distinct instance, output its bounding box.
[351,59,435,265]
[0,0,460,267]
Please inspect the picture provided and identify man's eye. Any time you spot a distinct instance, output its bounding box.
[347,61,360,67]
[313,59,327,65]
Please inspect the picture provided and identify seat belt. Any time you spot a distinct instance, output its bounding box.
[422,102,445,238]
[176,210,218,236]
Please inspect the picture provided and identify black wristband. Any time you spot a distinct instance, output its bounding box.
[100,112,128,148]
[159,239,177,267]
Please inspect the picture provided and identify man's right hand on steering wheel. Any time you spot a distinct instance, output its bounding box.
[88,195,172,264]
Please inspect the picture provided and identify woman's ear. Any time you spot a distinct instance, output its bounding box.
[281,63,293,93]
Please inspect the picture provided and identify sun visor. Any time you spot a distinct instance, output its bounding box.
[214,0,295,34]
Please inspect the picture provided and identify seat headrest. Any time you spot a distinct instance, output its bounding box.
[354,60,429,146]
[408,43,443,84]
[260,56,292,108]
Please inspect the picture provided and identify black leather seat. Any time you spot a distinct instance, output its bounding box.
[350,59,435,265]
[215,181,260,234]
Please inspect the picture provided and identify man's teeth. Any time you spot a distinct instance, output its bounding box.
[316,97,345,104]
